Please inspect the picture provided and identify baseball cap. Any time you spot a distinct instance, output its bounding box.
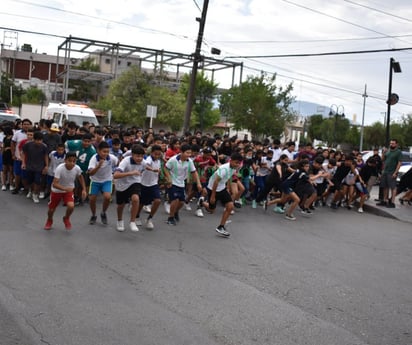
[50,123,60,132]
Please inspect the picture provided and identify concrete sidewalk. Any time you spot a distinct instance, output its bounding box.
[361,187,412,224]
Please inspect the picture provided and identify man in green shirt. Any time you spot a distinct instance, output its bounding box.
[376,139,402,208]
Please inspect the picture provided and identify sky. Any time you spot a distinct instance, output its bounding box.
[1,0,412,125]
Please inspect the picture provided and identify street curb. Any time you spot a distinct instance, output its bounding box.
[362,203,398,220]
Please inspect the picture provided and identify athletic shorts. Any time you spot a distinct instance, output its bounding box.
[207,188,232,210]
[140,185,161,205]
[168,185,185,202]
[89,180,112,195]
[48,191,74,209]
[116,183,141,205]
[25,170,43,185]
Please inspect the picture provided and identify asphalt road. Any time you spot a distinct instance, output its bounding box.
[0,191,411,345]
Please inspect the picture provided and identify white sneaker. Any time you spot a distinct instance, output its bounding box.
[26,191,32,199]
[135,218,142,226]
[32,194,40,203]
[39,191,45,199]
[9,185,16,191]
[358,207,364,213]
[1,185,6,191]
[116,220,125,232]
[184,202,192,211]
[195,208,204,217]
[130,222,139,232]
[146,219,154,230]
[143,205,152,213]
[164,202,170,214]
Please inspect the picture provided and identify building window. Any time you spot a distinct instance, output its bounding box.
[118,60,121,66]
[105,58,111,64]
[127,61,132,67]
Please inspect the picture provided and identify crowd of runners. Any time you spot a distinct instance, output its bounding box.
[0,117,409,237]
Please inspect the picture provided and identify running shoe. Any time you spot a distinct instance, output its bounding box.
[32,194,40,203]
[129,222,139,232]
[195,208,204,217]
[197,196,205,208]
[116,220,125,232]
[184,202,192,211]
[285,213,296,221]
[63,216,72,230]
[44,219,53,230]
[215,225,230,237]
[135,218,142,226]
[89,215,97,225]
[100,212,108,225]
[146,219,154,230]
[166,217,176,226]
[273,206,285,214]
[143,205,152,213]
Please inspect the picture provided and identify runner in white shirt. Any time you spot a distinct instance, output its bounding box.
[198,152,243,237]
[164,144,202,226]
[87,141,119,225]
[113,144,146,232]
[140,144,163,230]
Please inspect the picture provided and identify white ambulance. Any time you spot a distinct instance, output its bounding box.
[43,103,99,127]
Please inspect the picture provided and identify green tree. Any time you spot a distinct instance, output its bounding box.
[345,125,360,148]
[363,122,385,148]
[219,73,294,139]
[98,66,186,128]
[21,87,46,104]
[0,73,15,103]
[179,71,219,131]
[307,114,324,141]
[320,116,350,147]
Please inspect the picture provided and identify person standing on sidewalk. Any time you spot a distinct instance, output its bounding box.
[376,139,402,208]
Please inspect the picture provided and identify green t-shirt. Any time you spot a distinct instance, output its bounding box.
[383,148,401,174]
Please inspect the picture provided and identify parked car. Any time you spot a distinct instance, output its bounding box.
[0,102,20,123]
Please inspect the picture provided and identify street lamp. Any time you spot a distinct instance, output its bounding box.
[329,104,345,148]
[385,57,402,146]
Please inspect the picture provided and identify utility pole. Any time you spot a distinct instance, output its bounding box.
[359,84,367,152]
[183,0,209,134]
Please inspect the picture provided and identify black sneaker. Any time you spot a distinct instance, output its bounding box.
[100,212,108,225]
[376,201,387,206]
[386,202,395,208]
[166,217,176,226]
[197,196,205,208]
[89,215,97,225]
[174,212,180,222]
[215,225,230,237]
[234,200,242,208]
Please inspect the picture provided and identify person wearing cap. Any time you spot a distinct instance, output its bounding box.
[43,122,62,153]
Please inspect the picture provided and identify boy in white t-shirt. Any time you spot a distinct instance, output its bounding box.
[44,151,86,230]
[113,144,146,232]
[87,141,119,225]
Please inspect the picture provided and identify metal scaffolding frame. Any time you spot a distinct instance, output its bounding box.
[55,36,243,102]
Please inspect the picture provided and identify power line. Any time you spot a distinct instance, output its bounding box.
[281,0,412,46]
[213,34,412,45]
[192,0,201,11]
[343,0,412,24]
[12,0,193,40]
[226,47,412,59]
